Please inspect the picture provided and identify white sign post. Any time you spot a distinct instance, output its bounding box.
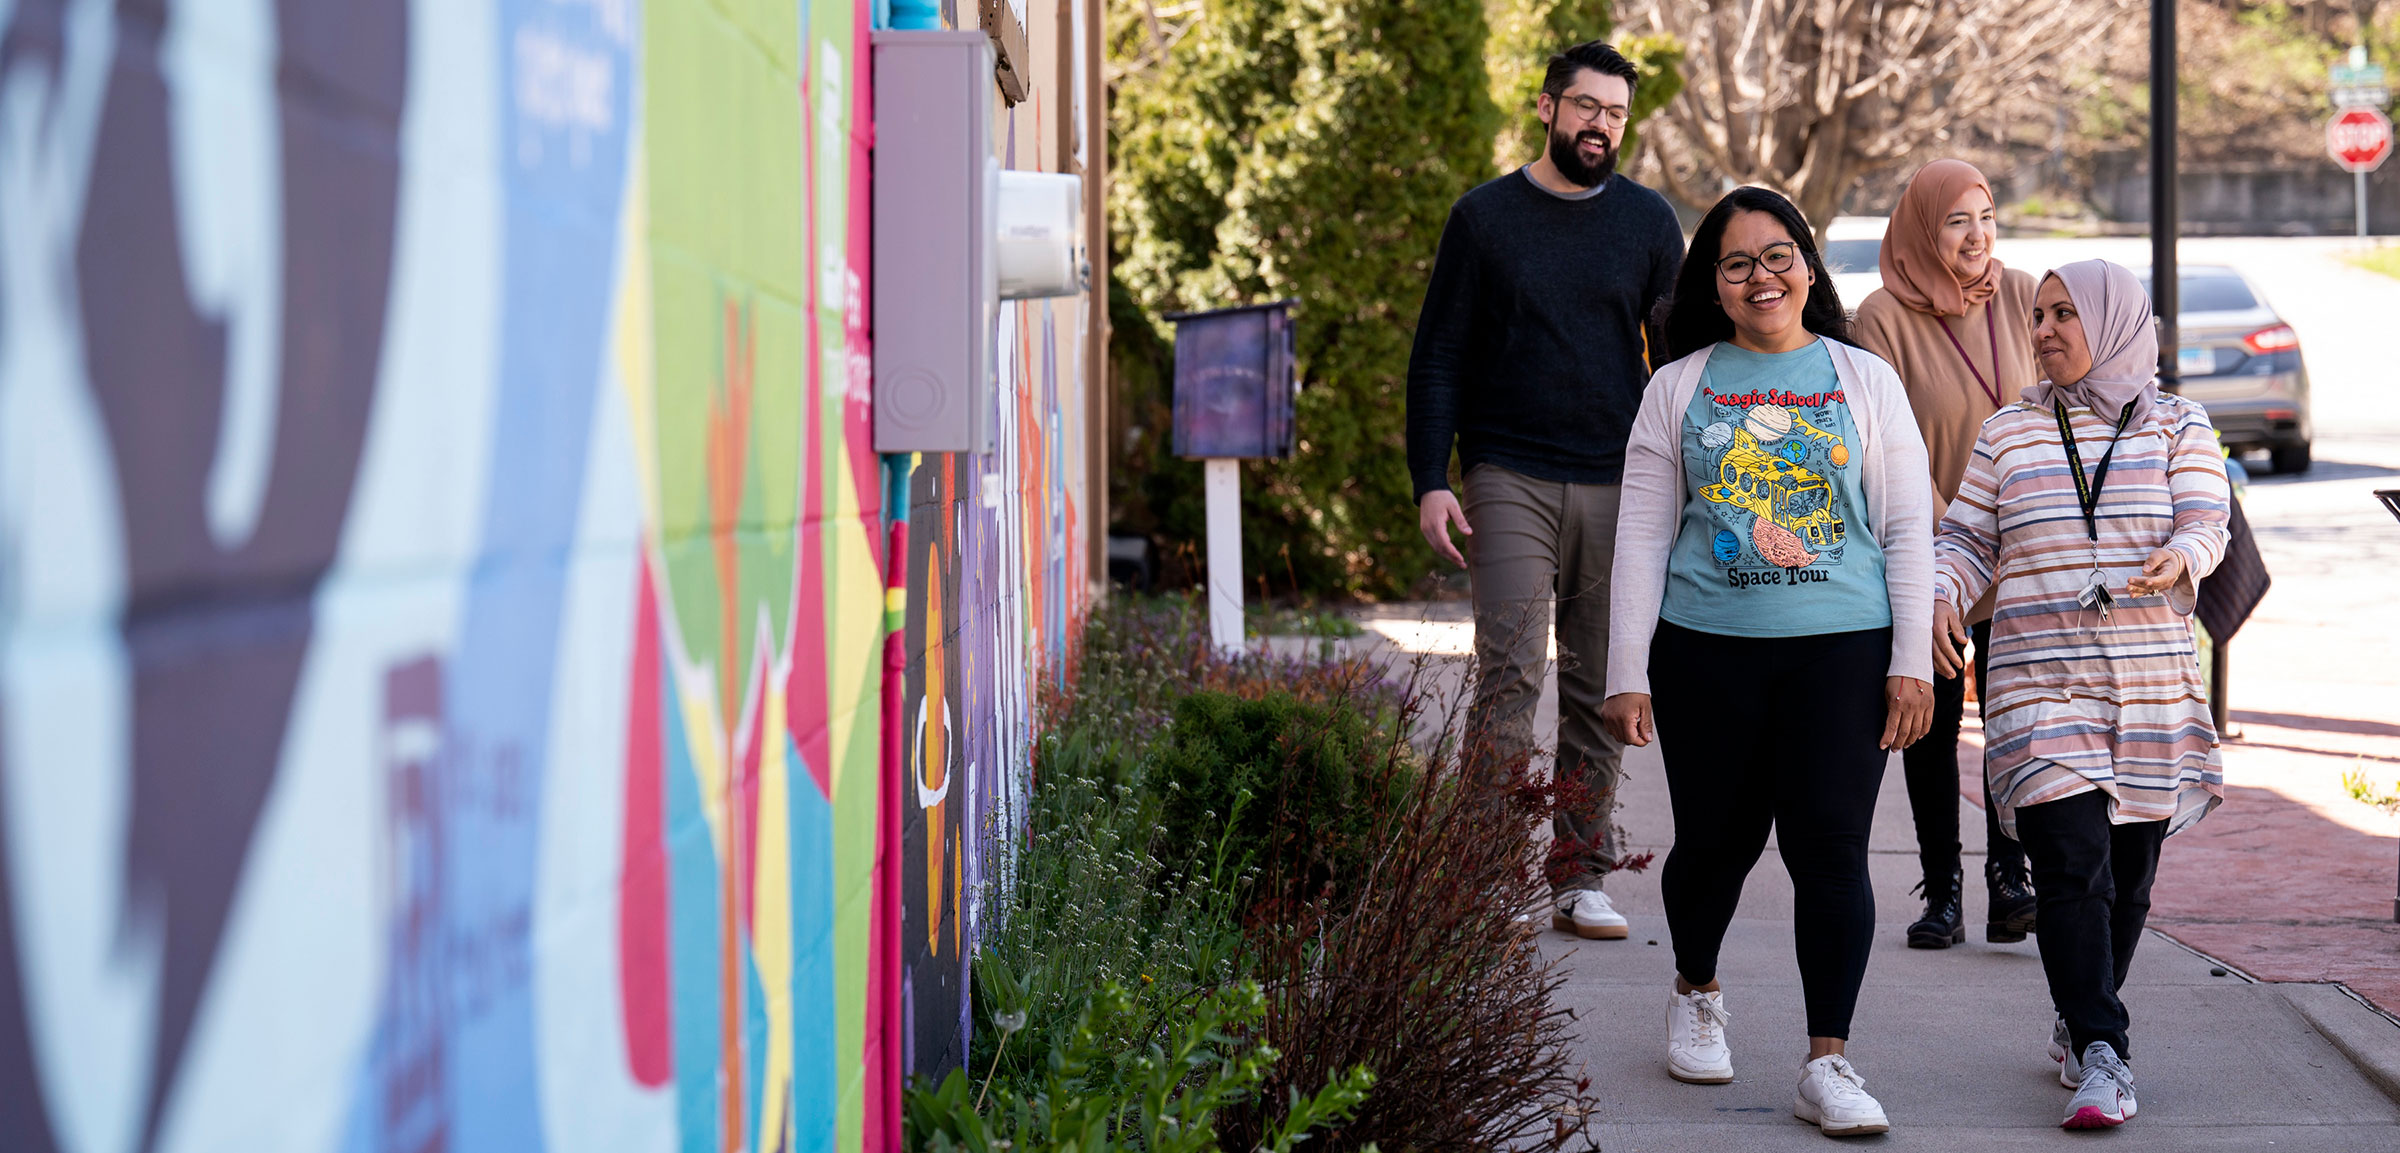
[1203,459,1245,655]
[1168,300,1296,658]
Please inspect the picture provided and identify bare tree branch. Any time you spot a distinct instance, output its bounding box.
[1629,0,2132,234]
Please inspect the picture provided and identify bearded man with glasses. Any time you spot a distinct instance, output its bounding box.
[1407,39,1686,942]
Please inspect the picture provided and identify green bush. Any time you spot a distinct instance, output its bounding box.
[1110,0,1499,600]
[970,725,1250,1095]
[1152,690,1408,902]
[908,980,1375,1153]
[961,599,1598,1150]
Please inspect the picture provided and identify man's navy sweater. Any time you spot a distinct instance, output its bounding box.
[1406,169,1686,499]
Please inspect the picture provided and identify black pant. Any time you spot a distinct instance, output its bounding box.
[1898,619,2029,887]
[2014,790,2168,1061]
[1651,620,1890,1040]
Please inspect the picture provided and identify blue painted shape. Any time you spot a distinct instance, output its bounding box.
[744,943,769,1146]
[791,735,837,1153]
[666,690,723,1153]
[436,3,636,1151]
[335,3,636,1151]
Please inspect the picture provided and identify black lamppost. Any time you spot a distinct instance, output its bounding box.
[2152,0,2180,390]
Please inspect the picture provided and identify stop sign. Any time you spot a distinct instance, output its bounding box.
[2328,106,2393,173]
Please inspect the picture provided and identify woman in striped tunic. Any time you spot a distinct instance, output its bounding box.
[1931,259,2230,1131]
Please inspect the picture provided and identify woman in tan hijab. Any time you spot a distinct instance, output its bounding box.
[1853,159,2040,952]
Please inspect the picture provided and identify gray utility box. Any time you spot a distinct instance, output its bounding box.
[1169,301,1299,459]
[873,30,998,454]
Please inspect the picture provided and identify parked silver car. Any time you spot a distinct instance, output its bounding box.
[2140,264,2314,474]
[1822,216,1886,311]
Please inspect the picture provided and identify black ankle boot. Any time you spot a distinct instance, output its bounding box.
[1987,857,2038,943]
[1907,865,1966,949]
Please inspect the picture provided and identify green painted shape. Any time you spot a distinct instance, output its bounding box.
[644,0,880,1148]
[648,0,809,686]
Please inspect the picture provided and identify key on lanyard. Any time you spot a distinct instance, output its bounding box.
[2077,568,2115,623]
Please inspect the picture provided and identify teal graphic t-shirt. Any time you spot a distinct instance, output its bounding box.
[1660,341,1892,637]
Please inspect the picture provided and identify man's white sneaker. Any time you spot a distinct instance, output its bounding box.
[1553,889,1630,940]
[2050,1017,2084,1088]
[2062,1042,2137,1128]
[1666,988,1733,1084]
[1793,1054,1891,1137]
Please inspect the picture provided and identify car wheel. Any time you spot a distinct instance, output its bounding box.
[2270,440,2311,475]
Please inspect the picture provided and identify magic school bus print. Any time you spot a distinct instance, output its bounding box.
[1690,385,1855,579]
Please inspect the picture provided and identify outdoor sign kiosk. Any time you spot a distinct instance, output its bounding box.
[2329,45,2392,237]
[1169,301,1299,656]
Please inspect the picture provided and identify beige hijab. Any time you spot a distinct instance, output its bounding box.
[1880,160,2004,318]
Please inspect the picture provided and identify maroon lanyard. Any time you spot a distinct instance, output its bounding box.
[1938,305,2002,409]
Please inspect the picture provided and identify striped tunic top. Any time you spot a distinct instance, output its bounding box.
[1932,394,2232,836]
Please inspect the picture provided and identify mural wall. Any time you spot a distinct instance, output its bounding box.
[894,1,1094,1085]
[0,1,1090,1151]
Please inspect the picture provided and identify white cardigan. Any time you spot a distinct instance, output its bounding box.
[1606,340,1936,697]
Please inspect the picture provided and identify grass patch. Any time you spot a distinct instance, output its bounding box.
[1245,603,1365,640]
[2342,761,2400,816]
[2344,245,2400,281]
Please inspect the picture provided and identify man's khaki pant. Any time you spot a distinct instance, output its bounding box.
[1461,463,1626,893]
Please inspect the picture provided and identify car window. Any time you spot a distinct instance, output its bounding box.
[2178,274,2259,312]
[1823,238,1880,273]
[2137,273,2260,312]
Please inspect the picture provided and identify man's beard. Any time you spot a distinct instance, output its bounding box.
[1549,123,1616,188]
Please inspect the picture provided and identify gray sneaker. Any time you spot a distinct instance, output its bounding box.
[2049,1017,2083,1088]
[2061,1042,2137,1129]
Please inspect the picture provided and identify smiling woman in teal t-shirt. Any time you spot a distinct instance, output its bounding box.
[1597,186,1934,1139]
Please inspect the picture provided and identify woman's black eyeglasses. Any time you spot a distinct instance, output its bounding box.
[1716,242,1800,284]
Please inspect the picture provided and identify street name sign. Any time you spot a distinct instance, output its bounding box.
[2328,106,2393,174]
[2331,61,2388,108]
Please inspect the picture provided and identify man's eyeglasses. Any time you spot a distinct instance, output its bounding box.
[1552,94,1630,129]
[1716,242,1801,284]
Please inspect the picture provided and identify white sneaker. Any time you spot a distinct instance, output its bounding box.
[2050,1017,2084,1088]
[1794,1054,1891,1137]
[1552,889,1630,940]
[1666,988,1733,1084]
[2062,1042,2137,1128]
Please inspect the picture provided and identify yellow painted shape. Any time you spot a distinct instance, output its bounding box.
[821,407,885,800]
[677,672,731,854]
[615,149,662,538]
[753,670,796,1153]
[919,557,948,953]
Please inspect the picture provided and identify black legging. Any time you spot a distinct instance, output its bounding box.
[1651,620,1891,1040]
[1898,619,2028,883]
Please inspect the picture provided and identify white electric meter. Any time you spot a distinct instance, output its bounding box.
[995,171,1085,300]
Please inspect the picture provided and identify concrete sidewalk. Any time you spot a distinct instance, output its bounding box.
[1310,605,2400,1147]
[1550,737,2400,1149]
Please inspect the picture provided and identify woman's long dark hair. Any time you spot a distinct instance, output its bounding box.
[1657,186,1853,362]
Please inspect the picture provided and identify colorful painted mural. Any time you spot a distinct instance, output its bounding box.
[0,1,1091,1152]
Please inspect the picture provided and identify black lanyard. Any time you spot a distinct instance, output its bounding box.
[2053,400,2137,541]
